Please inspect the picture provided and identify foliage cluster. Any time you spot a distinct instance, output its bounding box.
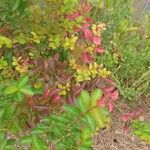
[0,0,119,149]
[19,89,110,150]
[0,0,150,149]
[131,120,150,144]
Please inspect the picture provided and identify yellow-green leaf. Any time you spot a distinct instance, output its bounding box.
[90,89,102,107]
[90,107,105,128]
[77,90,90,112]
[20,85,34,96]
[18,75,29,87]
[4,85,18,95]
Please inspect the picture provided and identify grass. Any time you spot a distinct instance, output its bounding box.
[91,0,150,101]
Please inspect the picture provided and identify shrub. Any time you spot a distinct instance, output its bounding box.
[0,0,119,149]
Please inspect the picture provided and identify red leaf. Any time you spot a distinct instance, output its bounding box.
[84,29,93,41]
[66,12,81,20]
[82,23,90,31]
[42,109,50,115]
[52,94,61,103]
[103,87,115,94]
[120,108,143,122]
[49,88,61,97]
[130,108,143,119]
[43,90,51,99]
[74,27,82,32]
[67,95,76,104]
[98,96,107,107]
[123,124,130,134]
[82,3,93,13]
[104,78,116,86]
[120,113,132,122]
[81,33,85,39]
[95,47,104,54]
[85,17,93,24]
[110,90,119,101]
[93,36,101,45]
[74,84,85,96]
[82,51,92,64]
[108,102,114,112]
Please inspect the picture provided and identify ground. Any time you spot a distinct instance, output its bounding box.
[94,98,150,150]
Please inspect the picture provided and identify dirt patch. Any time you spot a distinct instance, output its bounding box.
[94,99,150,150]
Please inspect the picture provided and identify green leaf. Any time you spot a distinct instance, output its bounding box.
[0,84,5,94]
[90,89,102,107]
[12,0,20,11]
[86,113,96,131]
[5,145,15,150]
[4,86,18,95]
[0,132,5,140]
[3,104,16,120]
[88,0,102,7]
[0,35,12,48]
[31,128,45,135]
[90,108,105,128]
[82,128,92,139]
[19,135,33,145]
[50,114,69,128]
[79,146,92,150]
[80,138,93,150]
[37,124,51,130]
[42,117,50,123]
[76,90,91,112]
[56,115,70,124]
[100,107,109,116]
[52,127,63,137]
[0,140,7,150]
[7,139,16,145]
[14,33,27,44]
[105,0,112,8]
[15,92,24,101]
[31,136,48,150]
[63,105,80,116]
[4,51,13,67]
[0,134,16,150]
[18,75,29,88]
[20,85,34,96]
[71,128,81,137]
[78,90,90,110]
[0,109,4,118]
[10,121,22,133]
[55,142,66,150]
[18,0,27,14]
[48,132,57,143]
[132,121,150,143]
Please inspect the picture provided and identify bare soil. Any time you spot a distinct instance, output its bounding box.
[94,98,150,150]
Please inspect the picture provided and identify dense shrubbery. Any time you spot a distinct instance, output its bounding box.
[0,0,150,149]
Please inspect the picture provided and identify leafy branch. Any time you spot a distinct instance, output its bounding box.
[19,89,110,150]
